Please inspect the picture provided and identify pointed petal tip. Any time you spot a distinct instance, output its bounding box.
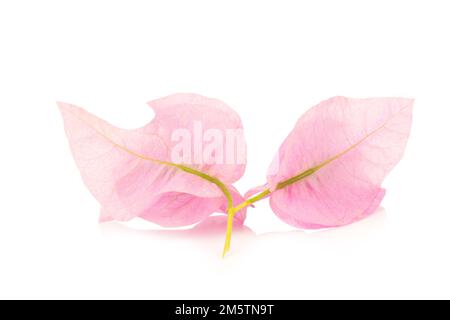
[405,97,415,107]
[397,97,415,113]
[56,101,78,115]
[99,208,116,223]
[99,215,114,223]
[146,93,200,111]
[146,99,157,111]
[56,101,69,110]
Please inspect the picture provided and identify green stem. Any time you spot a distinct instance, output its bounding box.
[233,189,271,214]
[177,164,233,210]
[175,165,238,258]
[239,166,318,216]
[222,166,319,257]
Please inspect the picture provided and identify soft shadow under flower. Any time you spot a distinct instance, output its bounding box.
[99,207,386,256]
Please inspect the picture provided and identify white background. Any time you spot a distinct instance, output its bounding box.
[1,0,449,299]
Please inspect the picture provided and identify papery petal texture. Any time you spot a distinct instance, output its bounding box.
[267,96,413,228]
[59,94,247,227]
[244,183,269,200]
[144,93,246,183]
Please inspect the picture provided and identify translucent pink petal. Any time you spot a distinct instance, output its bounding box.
[267,96,413,228]
[244,183,269,200]
[58,94,247,226]
[144,93,246,183]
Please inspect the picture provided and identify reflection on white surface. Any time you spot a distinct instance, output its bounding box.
[99,214,256,255]
[4,199,449,300]
[99,207,387,257]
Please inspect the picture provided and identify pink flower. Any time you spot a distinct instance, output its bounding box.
[59,94,414,255]
[249,96,414,229]
[58,93,247,227]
